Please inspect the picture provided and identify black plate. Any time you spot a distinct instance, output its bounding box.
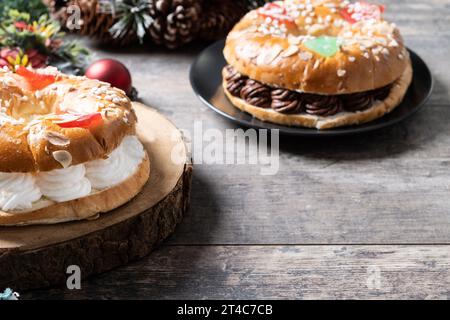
[190,40,433,136]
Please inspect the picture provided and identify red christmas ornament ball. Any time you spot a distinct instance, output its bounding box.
[85,59,132,94]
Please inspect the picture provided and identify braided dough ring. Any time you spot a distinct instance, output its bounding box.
[0,67,150,225]
[223,0,412,129]
[0,67,137,172]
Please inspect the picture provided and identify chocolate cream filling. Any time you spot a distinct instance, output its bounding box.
[225,65,392,117]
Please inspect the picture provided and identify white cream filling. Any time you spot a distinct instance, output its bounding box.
[0,173,42,211]
[85,135,145,189]
[36,164,91,202]
[0,135,145,212]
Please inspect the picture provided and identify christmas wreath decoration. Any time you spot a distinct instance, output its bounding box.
[45,0,272,49]
[0,0,89,74]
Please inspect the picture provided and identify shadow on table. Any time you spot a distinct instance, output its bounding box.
[193,73,441,162]
[87,39,211,56]
[101,170,222,299]
[201,72,437,161]
[279,119,415,160]
[165,168,222,245]
[21,170,221,299]
[278,104,441,162]
[209,103,441,163]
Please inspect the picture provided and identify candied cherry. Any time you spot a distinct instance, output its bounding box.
[55,113,103,129]
[16,66,56,90]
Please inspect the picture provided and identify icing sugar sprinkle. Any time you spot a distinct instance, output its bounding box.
[337,69,347,77]
[299,51,313,61]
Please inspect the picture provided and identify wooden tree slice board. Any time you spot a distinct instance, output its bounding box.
[0,102,192,291]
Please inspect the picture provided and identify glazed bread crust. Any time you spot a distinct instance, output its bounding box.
[0,69,136,172]
[224,0,409,94]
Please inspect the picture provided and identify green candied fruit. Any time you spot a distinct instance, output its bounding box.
[304,36,340,57]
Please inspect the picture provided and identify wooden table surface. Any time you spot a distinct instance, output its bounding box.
[26,0,450,299]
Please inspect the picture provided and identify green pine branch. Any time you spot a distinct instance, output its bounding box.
[107,0,153,43]
[0,0,49,21]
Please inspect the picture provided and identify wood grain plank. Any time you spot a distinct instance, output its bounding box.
[23,245,450,300]
[22,0,450,300]
[168,108,450,244]
[76,0,450,245]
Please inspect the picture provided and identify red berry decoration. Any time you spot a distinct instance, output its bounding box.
[258,2,296,28]
[85,59,132,95]
[341,1,385,24]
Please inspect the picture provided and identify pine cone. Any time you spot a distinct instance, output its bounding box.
[44,0,262,48]
[198,0,247,41]
[76,0,139,46]
[43,0,74,27]
[148,0,203,49]
[245,0,270,10]
[46,0,139,46]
